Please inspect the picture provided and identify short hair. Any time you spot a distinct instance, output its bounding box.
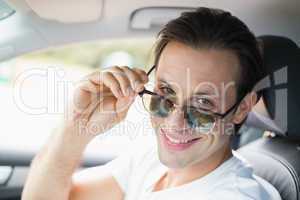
[154,7,264,100]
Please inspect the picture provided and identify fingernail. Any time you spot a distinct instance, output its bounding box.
[142,76,149,83]
[134,81,142,91]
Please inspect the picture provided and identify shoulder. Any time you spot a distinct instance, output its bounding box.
[210,152,281,200]
[98,142,157,193]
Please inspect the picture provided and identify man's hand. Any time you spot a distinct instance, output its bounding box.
[68,66,148,139]
[22,66,148,200]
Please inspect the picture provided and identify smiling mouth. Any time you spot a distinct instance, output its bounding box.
[164,133,200,144]
[160,128,202,151]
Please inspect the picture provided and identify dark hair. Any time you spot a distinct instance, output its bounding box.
[154,7,264,100]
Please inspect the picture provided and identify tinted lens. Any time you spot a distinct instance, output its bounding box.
[185,108,215,133]
[142,93,174,117]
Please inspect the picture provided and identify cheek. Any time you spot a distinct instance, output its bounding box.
[208,129,231,151]
[212,118,235,136]
[202,121,232,149]
[150,116,164,130]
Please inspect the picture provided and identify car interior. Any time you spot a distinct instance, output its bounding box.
[0,0,299,200]
[238,35,300,200]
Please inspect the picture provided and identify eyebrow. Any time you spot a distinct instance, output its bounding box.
[192,91,217,100]
[157,78,167,83]
[157,78,174,88]
[194,91,214,96]
[157,78,217,99]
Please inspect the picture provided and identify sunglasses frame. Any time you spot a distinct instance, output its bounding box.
[138,65,243,123]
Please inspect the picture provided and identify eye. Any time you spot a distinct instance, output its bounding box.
[197,98,214,110]
[159,86,175,95]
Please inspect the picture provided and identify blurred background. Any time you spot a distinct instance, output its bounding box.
[0,38,157,157]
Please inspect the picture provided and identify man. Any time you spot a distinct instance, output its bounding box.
[22,7,281,200]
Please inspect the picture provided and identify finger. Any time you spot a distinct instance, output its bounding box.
[73,80,102,113]
[132,67,149,83]
[115,96,135,120]
[88,71,123,98]
[109,66,132,96]
[120,66,146,93]
[77,79,102,93]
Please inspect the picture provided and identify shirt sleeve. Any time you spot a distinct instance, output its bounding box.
[99,142,155,195]
[102,150,134,194]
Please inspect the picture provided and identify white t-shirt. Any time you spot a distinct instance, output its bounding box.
[103,146,281,200]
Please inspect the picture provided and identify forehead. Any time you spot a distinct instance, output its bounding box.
[156,41,240,93]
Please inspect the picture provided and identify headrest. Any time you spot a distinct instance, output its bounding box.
[251,35,300,138]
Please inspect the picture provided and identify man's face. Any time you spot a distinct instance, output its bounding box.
[151,41,241,169]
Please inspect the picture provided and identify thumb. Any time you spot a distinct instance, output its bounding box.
[115,94,136,120]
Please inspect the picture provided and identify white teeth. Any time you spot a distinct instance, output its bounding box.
[165,134,190,144]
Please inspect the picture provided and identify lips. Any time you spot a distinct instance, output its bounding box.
[160,128,202,151]
[164,133,199,144]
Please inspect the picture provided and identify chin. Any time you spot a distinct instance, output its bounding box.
[156,136,201,169]
[157,150,190,169]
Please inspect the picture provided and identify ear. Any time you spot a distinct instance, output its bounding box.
[232,92,258,124]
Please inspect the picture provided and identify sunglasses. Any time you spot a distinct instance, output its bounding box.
[138,65,242,133]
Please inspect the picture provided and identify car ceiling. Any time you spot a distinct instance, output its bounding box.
[0,0,299,62]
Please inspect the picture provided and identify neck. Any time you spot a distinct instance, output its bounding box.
[164,144,233,188]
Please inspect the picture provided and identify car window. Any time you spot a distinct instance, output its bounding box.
[0,1,15,21]
[0,38,156,157]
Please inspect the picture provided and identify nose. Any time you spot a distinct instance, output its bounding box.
[164,107,189,130]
